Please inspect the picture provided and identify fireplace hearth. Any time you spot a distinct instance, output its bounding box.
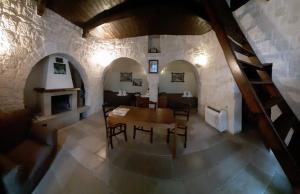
[51,94,71,114]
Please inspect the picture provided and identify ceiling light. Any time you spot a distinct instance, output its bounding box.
[195,54,208,67]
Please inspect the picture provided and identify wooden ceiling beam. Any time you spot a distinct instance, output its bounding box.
[81,0,207,36]
[37,0,47,16]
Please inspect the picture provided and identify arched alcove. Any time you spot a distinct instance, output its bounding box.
[102,57,149,106]
[24,54,87,117]
[159,60,200,111]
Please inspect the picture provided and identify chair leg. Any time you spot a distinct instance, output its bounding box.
[184,127,187,148]
[124,125,127,142]
[166,128,170,143]
[109,129,114,149]
[133,125,136,139]
[150,128,153,143]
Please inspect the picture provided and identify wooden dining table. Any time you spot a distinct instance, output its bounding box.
[108,106,177,158]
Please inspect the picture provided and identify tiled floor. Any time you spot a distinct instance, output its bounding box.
[34,111,293,194]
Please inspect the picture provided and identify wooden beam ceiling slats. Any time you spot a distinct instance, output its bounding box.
[42,0,212,39]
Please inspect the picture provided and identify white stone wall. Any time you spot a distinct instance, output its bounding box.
[234,0,300,119]
[0,0,102,114]
[0,0,241,133]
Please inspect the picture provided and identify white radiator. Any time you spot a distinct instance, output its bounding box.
[205,106,228,132]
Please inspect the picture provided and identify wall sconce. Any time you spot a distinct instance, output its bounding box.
[195,54,208,67]
[0,30,10,55]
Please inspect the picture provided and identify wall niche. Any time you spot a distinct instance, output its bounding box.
[148,35,160,53]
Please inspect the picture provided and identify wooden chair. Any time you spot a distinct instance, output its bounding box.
[148,101,157,109]
[167,120,188,148]
[133,100,157,143]
[102,104,127,149]
[136,96,149,108]
[167,105,189,148]
[173,103,190,121]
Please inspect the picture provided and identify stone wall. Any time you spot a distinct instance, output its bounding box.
[234,0,300,119]
[0,0,101,114]
[0,0,241,133]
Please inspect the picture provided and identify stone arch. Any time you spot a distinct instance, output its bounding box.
[102,57,147,83]
[101,57,148,105]
[159,59,201,112]
[23,52,90,111]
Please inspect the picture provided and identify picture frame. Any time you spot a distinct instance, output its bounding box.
[132,78,142,86]
[149,60,159,74]
[54,63,66,74]
[120,72,132,82]
[171,72,184,82]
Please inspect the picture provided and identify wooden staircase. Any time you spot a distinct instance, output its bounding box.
[203,0,300,193]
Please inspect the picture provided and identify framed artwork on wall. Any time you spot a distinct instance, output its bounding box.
[149,60,159,73]
[120,72,132,82]
[171,72,184,82]
[132,78,142,86]
[54,63,66,74]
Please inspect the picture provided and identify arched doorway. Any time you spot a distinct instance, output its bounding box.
[159,60,200,111]
[24,54,88,128]
[103,57,149,106]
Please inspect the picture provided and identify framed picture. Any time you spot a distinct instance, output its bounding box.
[132,78,142,86]
[149,60,159,73]
[171,72,184,82]
[54,63,66,74]
[120,72,132,82]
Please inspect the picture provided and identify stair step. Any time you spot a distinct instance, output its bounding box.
[229,39,255,56]
[250,80,273,85]
[263,97,282,109]
[238,60,272,71]
[288,132,300,165]
[273,114,295,140]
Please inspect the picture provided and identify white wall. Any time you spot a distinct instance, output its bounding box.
[159,60,197,96]
[104,58,148,94]
[45,56,74,89]
[24,57,47,111]
[234,0,300,120]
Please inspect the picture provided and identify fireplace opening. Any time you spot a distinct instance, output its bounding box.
[51,95,71,114]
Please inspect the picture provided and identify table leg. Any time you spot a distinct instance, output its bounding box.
[172,127,176,159]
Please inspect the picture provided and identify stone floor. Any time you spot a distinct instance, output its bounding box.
[33,111,293,194]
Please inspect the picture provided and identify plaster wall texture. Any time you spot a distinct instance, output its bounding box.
[0,0,241,133]
[234,0,300,120]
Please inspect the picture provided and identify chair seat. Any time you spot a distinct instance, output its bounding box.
[175,119,187,128]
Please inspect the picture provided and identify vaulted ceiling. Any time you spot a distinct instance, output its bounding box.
[41,0,212,39]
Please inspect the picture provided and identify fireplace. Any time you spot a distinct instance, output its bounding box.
[34,88,79,117]
[51,95,71,114]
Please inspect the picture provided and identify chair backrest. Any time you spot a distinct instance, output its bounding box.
[136,96,149,108]
[174,103,190,121]
[148,101,157,109]
[102,104,114,129]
